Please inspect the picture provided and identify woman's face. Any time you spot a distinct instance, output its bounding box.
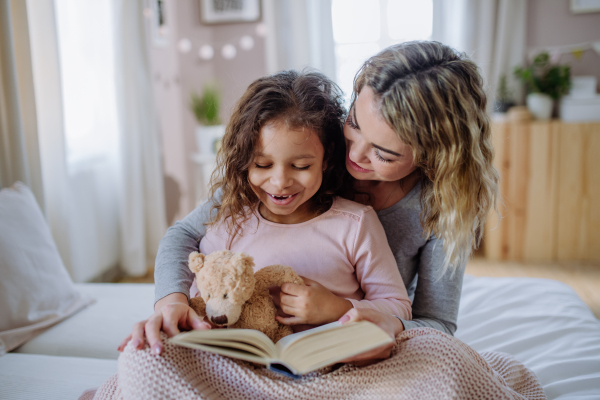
[344,86,417,182]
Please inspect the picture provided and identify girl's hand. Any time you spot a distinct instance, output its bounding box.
[117,293,210,355]
[337,308,405,366]
[276,277,353,326]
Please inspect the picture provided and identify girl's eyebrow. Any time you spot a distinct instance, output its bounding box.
[353,106,401,157]
[254,151,316,160]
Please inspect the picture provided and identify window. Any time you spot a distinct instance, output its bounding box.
[332,0,433,103]
[54,0,119,168]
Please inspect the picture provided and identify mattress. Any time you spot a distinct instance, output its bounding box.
[0,353,117,400]
[13,283,154,360]
[1,277,599,400]
[456,275,600,400]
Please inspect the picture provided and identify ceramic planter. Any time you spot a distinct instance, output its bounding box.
[526,93,553,120]
[195,125,225,155]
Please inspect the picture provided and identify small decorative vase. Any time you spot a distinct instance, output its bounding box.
[195,125,225,155]
[526,93,553,120]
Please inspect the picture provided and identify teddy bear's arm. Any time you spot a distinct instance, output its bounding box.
[189,296,206,317]
[253,265,304,292]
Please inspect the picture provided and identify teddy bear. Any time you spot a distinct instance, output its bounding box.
[188,250,304,342]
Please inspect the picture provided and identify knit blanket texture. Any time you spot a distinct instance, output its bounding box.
[83,327,546,400]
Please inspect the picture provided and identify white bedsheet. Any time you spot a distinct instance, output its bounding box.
[457,275,600,400]
[0,353,116,400]
[2,277,599,400]
[14,283,154,359]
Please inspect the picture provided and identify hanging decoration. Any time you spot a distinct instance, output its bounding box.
[221,44,237,60]
[178,38,192,54]
[199,45,215,60]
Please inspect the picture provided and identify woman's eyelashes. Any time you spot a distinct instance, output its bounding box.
[374,148,391,163]
[346,116,359,130]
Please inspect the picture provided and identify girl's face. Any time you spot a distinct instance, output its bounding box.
[248,121,325,224]
[344,86,417,182]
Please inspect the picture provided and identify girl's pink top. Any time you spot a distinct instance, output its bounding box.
[197,197,412,320]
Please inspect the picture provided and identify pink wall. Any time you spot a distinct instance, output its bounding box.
[148,0,266,223]
[527,0,600,83]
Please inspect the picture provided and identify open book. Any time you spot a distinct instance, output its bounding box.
[169,321,393,377]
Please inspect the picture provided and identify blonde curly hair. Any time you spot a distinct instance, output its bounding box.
[352,41,499,275]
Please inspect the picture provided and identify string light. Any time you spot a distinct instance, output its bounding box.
[178,38,192,53]
[199,45,214,60]
[221,44,237,60]
[256,23,267,37]
[239,35,254,51]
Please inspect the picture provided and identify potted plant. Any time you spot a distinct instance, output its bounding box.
[514,52,571,120]
[494,74,515,113]
[191,84,224,155]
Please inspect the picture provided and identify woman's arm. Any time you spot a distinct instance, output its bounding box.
[398,236,467,335]
[119,192,221,355]
[154,191,221,304]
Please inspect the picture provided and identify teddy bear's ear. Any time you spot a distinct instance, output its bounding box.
[231,252,255,271]
[188,252,205,273]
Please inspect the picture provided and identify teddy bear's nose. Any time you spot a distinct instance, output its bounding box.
[211,315,228,325]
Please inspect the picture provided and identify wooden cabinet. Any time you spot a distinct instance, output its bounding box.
[484,120,600,262]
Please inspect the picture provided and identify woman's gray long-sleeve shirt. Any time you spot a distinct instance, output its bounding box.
[154,182,466,335]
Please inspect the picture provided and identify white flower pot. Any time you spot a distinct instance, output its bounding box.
[526,93,554,120]
[195,125,225,155]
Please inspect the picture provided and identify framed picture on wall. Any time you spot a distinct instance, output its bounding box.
[571,0,600,14]
[199,0,261,24]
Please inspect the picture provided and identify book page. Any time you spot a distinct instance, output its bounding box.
[170,340,272,365]
[171,329,278,358]
[279,321,394,375]
[275,321,343,353]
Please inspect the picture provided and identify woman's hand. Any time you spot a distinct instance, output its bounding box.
[338,308,405,366]
[117,293,210,355]
[276,277,353,326]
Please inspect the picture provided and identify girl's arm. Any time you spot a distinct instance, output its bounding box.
[396,235,466,335]
[350,209,412,320]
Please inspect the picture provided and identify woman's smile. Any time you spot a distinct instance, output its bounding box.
[346,153,373,173]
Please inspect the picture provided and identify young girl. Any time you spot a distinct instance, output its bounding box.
[197,70,411,329]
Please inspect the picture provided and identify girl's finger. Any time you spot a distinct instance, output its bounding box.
[117,334,132,352]
[188,308,211,330]
[162,313,181,338]
[276,315,304,325]
[280,282,306,296]
[145,315,164,355]
[280,303,300,316]
[131,320,147,349]
[279,293,301,308]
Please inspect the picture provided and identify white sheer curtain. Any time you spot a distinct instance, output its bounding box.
[0,0,43,205]
[262,0,336,79]
[432,0,528,108]
[22,0,166,282]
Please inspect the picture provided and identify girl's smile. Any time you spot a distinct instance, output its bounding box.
[248,121,325,224]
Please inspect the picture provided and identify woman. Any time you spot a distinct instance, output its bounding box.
[120,41,498,362]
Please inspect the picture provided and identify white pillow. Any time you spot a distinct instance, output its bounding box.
[0,182,93,354]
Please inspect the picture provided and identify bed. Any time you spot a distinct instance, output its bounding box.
[0,275,599,400]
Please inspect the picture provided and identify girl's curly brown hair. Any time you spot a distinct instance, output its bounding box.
[207,69,349,240]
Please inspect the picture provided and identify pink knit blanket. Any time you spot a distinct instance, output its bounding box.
[84,328,546,400]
